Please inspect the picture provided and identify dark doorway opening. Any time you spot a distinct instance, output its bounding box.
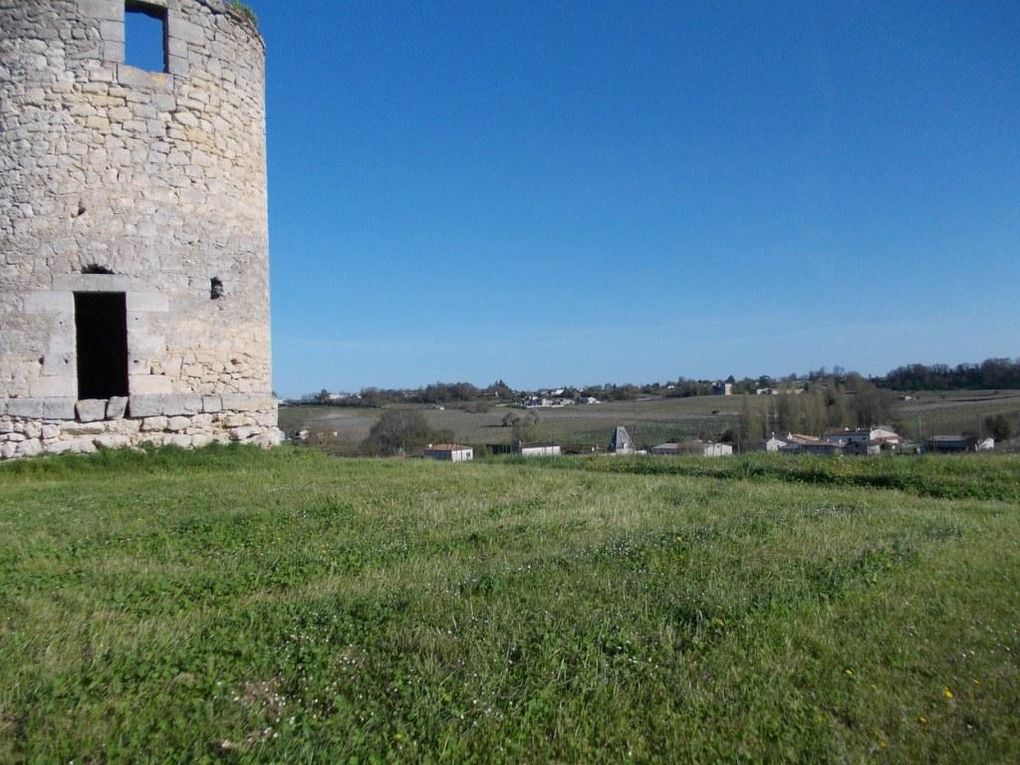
[74,292,129,400]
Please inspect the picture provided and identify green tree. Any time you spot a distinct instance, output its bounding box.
[985,414,1012,441]
[362,410,436,456]
[511,412,542,444]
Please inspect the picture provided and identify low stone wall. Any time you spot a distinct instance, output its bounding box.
[0,392,282,459]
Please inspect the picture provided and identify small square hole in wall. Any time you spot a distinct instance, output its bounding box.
[124,2,168,72]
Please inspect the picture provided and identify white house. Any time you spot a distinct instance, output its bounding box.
[650,441,733,457]
[822,426,903,454]
[519,443,562,457]
[424,443,474,462]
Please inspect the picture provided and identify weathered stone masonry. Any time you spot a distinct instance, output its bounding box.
[0,0,282,458]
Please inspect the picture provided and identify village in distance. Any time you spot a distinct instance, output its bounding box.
[281,357,1020,461]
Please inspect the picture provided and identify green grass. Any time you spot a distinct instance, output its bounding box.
[1,446,1018,762]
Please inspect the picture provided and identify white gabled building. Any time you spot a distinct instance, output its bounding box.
[424,443,474,462]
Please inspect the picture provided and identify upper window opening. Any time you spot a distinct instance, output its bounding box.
[124,2,168,72]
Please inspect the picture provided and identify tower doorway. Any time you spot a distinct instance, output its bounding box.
[74,292,129,400]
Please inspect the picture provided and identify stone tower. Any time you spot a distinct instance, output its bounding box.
[0,0,281,458]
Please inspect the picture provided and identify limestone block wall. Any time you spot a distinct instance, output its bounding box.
[0,0,281,457]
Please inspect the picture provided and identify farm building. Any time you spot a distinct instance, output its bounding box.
[927,435,994,453]
[424,443,474,462]
[823,426,903,454]
[650,441,733,457]
[608,426,635,455]
[778,434,846,456]
[490,442,562,457]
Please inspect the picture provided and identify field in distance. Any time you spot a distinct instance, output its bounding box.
[280,389,1020,452]
[1,447,1017,762]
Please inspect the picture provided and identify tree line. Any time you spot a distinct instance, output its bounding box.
[739,374,897,443]
[879,358,1020,391]
[296,357,1020,408]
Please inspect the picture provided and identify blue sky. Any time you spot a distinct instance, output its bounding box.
[246,1,1020,397]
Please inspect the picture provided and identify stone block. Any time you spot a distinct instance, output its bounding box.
[76,399,107,423]
[52,274,134,292]
[230,425,259,441]
[30,376,76,398]
[168,17,205,45]
[129,395,165,418]
[99,20,124,43]
[1,443,16,460]
[167,36,189,59]
[162,395,204,416]
[48,439,96,455]
[128,375,173,395]
[167,416,190,431]
[5,399,43,419]
[41,424,61,440]
[42,353,74,376]
[94,434,131,450]
[43,440,74,455]
[166,434,193,449]
[110,418,142,434]
[42,398,78,420]
[167,55,189,77]
[126,292,170,312]
[24,291,73,313]
[17,440,42,458]
[202,395,222,413]
[79,0,123,22]
[103,41,125,64]
[140,416,168,432]
[118,65,172,90]
[62,421,107,436]
[221,393,276,412]
[106,396,128,419]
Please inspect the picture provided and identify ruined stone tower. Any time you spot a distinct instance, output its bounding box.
[0,0,281,458]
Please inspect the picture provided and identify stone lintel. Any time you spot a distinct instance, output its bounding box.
[51,274,140,292]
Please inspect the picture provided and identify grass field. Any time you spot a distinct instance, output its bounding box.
[1,447,1018,762]
[280,396,752,453]
[280,390,1020,453]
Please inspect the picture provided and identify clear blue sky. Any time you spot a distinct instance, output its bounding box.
[246,1,1020,397]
